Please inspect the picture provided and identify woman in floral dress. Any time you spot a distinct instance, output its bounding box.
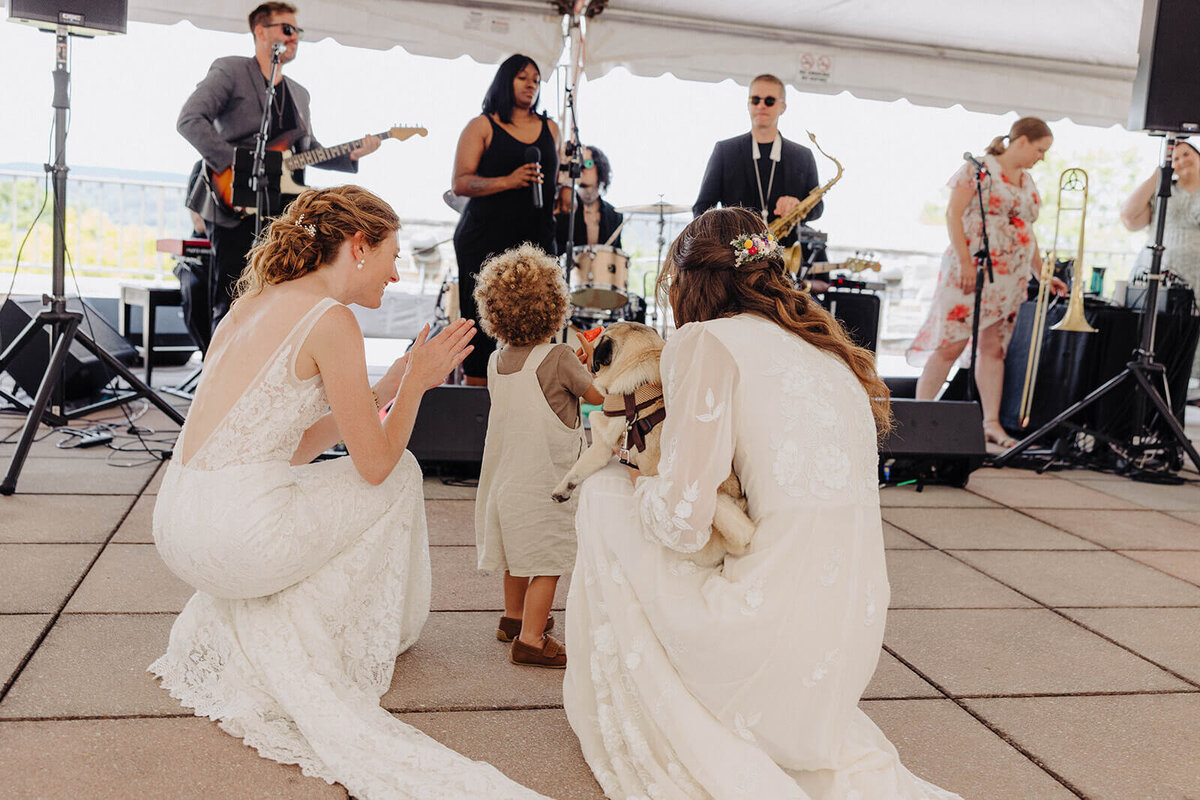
[907,117,1064,447]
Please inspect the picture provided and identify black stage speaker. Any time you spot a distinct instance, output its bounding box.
[8,0,128,35]
[819,289,880,353]
[86,297,197,367]
[1,297,137,404]
[879,399,986,487]
[1000,300,1199,439]
[1128,0,1200,133]
[407,385,490,467]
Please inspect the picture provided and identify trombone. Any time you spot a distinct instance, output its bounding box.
[1016,167,1097,430]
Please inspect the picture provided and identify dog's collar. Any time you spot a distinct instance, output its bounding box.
[601,382,665,461]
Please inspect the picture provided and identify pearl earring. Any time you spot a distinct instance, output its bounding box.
[356,258,365,270]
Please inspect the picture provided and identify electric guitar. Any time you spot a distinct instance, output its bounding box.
[209,124,428,214]
[784,246,882,275]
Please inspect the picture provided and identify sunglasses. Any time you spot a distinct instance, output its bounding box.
[749,96,779,107]
[262,22,304,38]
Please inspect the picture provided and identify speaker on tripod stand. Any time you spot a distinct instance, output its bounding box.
[0,0,185,495]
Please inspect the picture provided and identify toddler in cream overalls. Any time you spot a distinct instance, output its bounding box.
[473,244,603,668]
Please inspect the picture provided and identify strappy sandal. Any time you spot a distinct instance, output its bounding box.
[983,421,1018,449]
[496,614,554,642]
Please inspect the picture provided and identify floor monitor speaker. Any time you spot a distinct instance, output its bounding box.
[407,385,490,468]
[1,297,137,404]
[879,399,986,487]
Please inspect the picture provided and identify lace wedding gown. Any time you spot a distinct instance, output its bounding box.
[151,297,546,800]
[563,314,962,800]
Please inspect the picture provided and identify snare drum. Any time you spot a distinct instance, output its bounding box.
[569,245,629,310]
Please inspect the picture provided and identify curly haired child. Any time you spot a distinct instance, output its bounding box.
[473,243,603,668]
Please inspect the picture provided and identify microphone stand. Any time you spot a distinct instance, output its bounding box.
[965,157,995,404]
[561,86,583,275]
[251,47,284,237]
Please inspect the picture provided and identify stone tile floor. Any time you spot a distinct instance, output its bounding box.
[2,394,1200,799]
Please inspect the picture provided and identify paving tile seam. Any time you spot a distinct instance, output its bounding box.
[880,645,1087,798]
[0,491,144,705]
[383,703,564,715]
[58,611,180,616]
[0,713,194,722]
[942,547,1200,552]
[944,689,1200,699]
[7,491,147,497]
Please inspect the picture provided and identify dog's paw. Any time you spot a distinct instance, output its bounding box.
[551,481,577,503]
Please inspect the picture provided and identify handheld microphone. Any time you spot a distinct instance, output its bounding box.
[524,145,543,209]
[272,42,287,58]
[963,152,984,169]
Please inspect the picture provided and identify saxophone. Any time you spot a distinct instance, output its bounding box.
[769,132,843,274]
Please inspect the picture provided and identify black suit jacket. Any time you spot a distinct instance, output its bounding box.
[178,56,357,227]
[693,132,823,245]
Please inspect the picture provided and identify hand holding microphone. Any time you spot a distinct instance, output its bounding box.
[525,145,543,208]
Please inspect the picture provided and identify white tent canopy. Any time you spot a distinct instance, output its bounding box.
[129,0,1145,127]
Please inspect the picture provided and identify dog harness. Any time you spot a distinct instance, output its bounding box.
[601,382,666,467]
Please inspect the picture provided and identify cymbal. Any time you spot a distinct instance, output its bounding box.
[616,201,691,215]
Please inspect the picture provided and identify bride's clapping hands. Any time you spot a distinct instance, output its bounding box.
[404,319,476,390]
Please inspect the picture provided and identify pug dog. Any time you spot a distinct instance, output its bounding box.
[551,322,755,567]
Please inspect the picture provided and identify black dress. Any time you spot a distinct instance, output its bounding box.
[453,114,558,378]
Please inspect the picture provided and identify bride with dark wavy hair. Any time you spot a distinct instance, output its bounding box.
[563,207,961,800]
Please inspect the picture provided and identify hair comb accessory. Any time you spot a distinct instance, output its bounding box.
[295,214,316,238]
[730,231,781,268]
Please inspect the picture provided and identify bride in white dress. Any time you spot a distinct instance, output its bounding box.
[563,208,963,800]
[151,186,548,799]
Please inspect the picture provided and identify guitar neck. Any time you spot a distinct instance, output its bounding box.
[284,130,392,170]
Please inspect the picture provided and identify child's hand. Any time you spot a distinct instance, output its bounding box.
[575,330,596,367]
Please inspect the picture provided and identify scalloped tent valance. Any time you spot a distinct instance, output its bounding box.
[127,0,1146,128]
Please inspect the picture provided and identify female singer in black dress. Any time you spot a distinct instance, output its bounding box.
[452,54,560,385]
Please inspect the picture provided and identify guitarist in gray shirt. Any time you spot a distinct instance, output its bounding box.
[178,1,381,328]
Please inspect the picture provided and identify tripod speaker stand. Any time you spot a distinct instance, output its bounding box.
[993,134,1200,476]
[0,23,185,495]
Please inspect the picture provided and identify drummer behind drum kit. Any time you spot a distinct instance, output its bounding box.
[566,200,691,335]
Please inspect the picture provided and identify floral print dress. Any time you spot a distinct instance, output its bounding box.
[907,154,1041,367]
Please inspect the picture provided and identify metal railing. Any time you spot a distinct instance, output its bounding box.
[1,169,191,282]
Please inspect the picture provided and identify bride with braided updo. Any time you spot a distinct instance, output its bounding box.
[150,186,549,799]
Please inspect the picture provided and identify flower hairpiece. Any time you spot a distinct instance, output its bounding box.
[730,231,781,268]
[295,214,316,238]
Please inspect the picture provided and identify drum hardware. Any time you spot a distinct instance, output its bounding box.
[615,201,691,215]
[1016,168,1096,430]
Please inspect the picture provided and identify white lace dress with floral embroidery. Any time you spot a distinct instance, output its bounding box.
[150,297,547,800]
[563,314,962,800]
